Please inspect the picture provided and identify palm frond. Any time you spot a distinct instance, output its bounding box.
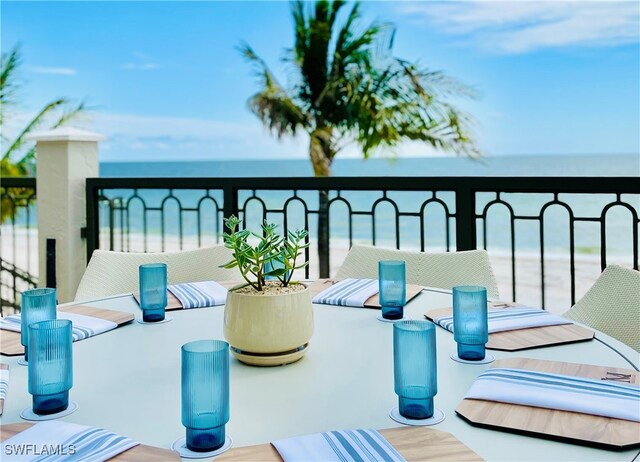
[7,99,89,171]
[53,99,87,129]
[1,45,23,126]
[300,1,333,106]
[341,59,479,158]
[2,98,66,161]
[397,59,479,99]
[239,43,308,137]
[291,1,308,65]
[330,3,393,77]
[239,43,282,90]
[328,0,346,25]
[248,90,308,138]
[0,45,21,108]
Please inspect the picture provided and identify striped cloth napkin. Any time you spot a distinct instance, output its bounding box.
[465,367,640,422]
[0,420,139,461]
[312,279,379,307]
[168,281,228,309]
[434,307,572,333]
[0,312,117,341]
[0,365,8,410]
[272,429,406,462]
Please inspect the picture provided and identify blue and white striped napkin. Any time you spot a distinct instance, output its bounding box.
[0,365,8,407]
[272,429,406,462]
[0,312,118,341]
[168,281,228,309]
[0,420,139,461]
[312,279,379,307]
[434,307,572,333]
[465,367,640,422]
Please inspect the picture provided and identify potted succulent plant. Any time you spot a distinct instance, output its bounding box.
[221,216,313,366]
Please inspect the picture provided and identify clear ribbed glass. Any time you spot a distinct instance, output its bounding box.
[379,260,406,320]
[21,288,57,361]
[28,319,73,415]
[139,263,167,322]
[182,340,229,452]
[452,286,488,360]
[393,320,437,419]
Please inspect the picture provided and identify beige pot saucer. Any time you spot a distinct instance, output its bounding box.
[230,344,309,367]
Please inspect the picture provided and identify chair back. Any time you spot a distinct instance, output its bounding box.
[565,265,640,352]
[335,245,500,298]
[74,246,235,301]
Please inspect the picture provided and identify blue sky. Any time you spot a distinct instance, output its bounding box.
[2,1,639,162]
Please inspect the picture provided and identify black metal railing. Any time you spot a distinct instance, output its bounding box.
[85,177,640,311]
[0,257,38,312]
[1,177,38,314]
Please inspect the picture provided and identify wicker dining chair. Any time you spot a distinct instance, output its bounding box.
[74,246,236,301]
[564,265,640,352]
[334,245,500,299]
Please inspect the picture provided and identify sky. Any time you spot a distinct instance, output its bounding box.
[2,0,639,162]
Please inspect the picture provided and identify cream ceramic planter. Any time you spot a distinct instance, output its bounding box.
[223,284,314,366]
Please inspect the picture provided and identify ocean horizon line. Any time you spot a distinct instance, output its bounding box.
[99,152,640,164]
[99,153,640,178]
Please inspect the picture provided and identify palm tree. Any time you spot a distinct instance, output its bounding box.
[1,45,86,222]
[241,0,479,275]
[1,45,86,175]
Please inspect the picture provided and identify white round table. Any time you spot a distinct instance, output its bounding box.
[2,288,638,461]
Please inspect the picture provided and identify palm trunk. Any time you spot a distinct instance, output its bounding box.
[310,128,333,278]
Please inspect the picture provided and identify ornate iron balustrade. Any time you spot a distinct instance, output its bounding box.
[85,177,640,311]
[1,177,38,314]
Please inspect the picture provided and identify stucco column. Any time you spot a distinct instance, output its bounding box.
[30,127,105,303]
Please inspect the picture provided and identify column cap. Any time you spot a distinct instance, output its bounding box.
[28,126,106,142]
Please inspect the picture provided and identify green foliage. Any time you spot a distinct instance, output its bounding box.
[240,1,479,176]
[221,215,309,291]
[1,46,87,174]
[0,44,87,223]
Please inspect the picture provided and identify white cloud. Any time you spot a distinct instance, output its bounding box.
[122,51,160,71]
[121,62,159,71]
[88,112,453,161]
[27,66,77,76]
[3,110,458,162]
[398,1,640,53]
[86,112,310,161]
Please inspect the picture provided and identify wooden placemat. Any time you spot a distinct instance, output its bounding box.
[425,307,594,351]
[216,426,482,461]
[132,280,240,311]
[1,423,180,461]
[132,290,183,311]
[0,363,7,415]
[1,305,135,356]
[456,358,640,450]
[308,279,423,309]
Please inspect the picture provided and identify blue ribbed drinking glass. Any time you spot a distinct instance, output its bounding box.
[182,340,230,452]
[379,260,406,320]
[452,286,488,360]
[393,320,437,419]
[139,263,167,322]
[28,319,73,415]
[264,255,289,281]
[21,288,57,362]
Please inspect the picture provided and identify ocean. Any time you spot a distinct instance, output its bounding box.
[100,153,639,178]
[95,154,639,258]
